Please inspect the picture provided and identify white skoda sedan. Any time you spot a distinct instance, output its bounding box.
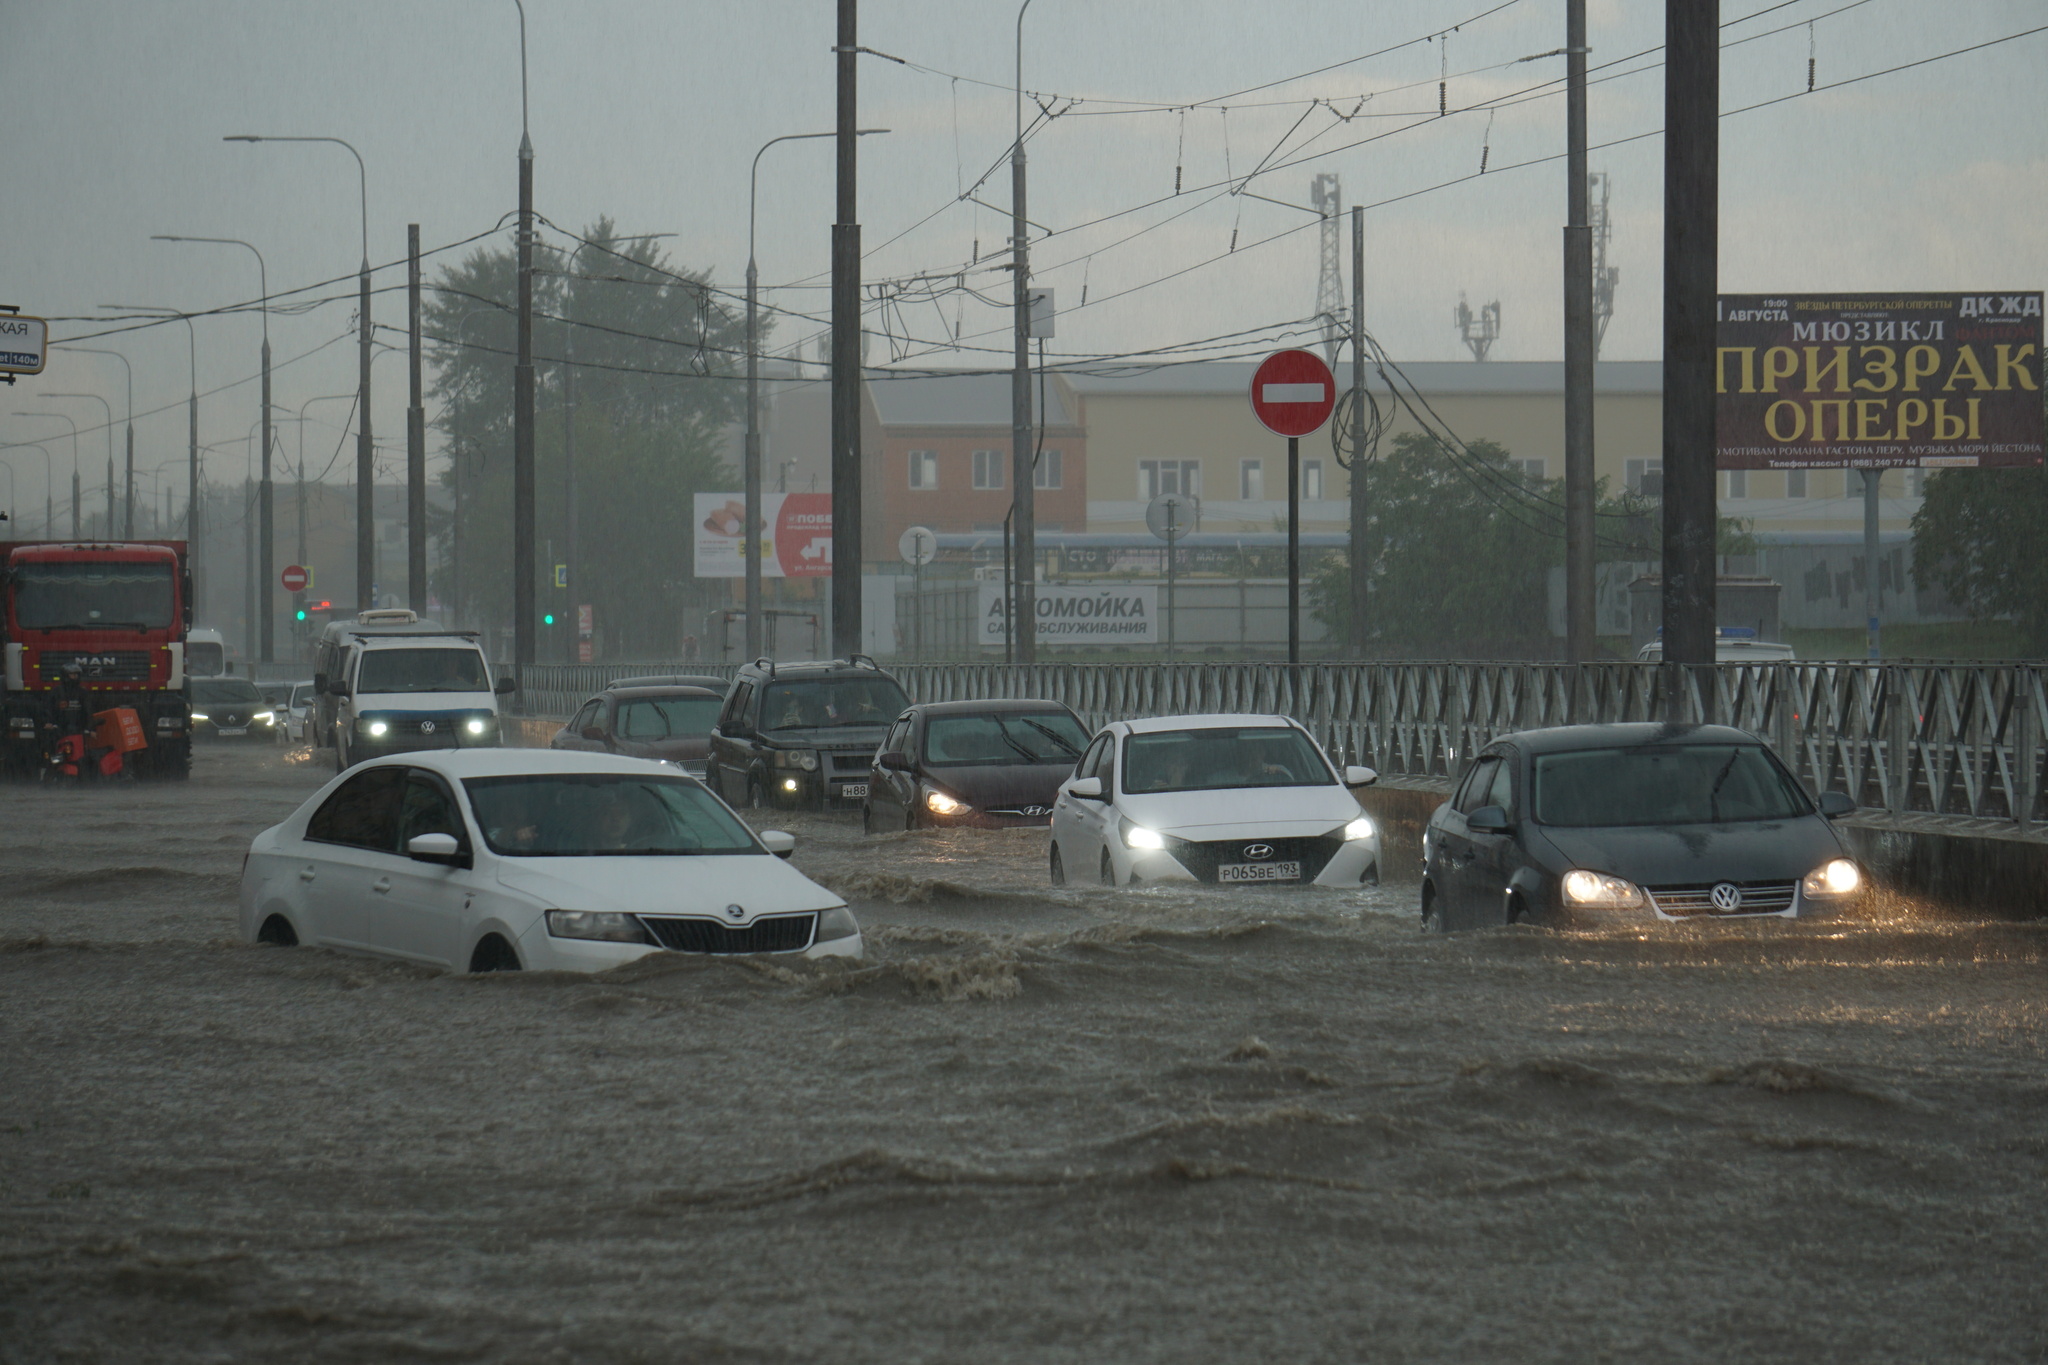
[240,749,861,973]
[1048,714,1381,888]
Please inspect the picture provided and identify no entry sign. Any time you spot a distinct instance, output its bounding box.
[280,564,309,593]
[1249,349,1337,437]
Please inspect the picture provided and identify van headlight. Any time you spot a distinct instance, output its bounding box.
[815,905,859,942]
[1801,859,1861,897]
[544,910,648,943]
[465,717,489,736]
[1561,869,1645,908]
[358,719,389,738]
[1119,817,1164,850]
[1342,816,1375,841]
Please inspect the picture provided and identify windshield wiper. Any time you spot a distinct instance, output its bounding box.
[1014,716,1080,756]
[1706,750,1742,822]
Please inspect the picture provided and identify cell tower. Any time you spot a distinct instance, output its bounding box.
[1455,292,1501,362]
[1589,171,1621,358]
[1311,173,1343,362]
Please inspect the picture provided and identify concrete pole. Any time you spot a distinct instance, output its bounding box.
[830,0,862,657]
[408,223,427,612]
[1348,206,1369,655]
[124,422,134,538]
[745,253,763,659]
[1660,0,1720,680]
[1009,0,1037,664]
[1864,468,1882,659]
[513,0,537,673]
[1564,0,1598,662]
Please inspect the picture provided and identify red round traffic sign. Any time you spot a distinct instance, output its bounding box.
[1249,348,1338,437]
[280,564,309,593]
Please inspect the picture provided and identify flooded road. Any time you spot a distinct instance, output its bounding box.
[4,745,2046,1361]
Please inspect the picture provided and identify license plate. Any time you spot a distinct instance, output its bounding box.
[1218,861,1301,883]
[217,727,247,736]
[838,782,868,799]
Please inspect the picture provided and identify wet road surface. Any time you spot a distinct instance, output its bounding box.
[3,744,2046,1361]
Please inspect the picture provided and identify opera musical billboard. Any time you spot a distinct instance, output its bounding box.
[1716,292,2043,470]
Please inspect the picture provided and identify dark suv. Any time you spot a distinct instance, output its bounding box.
[707,655,911,811]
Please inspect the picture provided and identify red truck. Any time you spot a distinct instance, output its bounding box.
[1,540,194,779]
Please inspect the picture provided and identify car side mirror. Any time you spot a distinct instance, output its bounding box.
[759,829,796,859]
[1343,765,1378,787]
[878,751,912,771]
[1818,790,1857,818]
[326,681,351,699]
[1467,805,1513,835]
[1068,775,1103,799]
[494,676,517,695]
[312,672,329,694]
[406,832,468,867]
[580,725,607,743]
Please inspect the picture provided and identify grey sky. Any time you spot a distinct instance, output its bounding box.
[3,0,2044,514]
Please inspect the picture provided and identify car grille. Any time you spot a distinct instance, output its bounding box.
[38,651,153,684]
[640,912,817,954]
[1160,833,1346,885]
[828,750,873,773]
[210,710,256,729]
[377,714,464,737]
[986,804,1055,819]
[1646,881,1798,917]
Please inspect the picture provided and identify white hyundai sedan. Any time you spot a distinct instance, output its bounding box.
[1048,714,1381,888]
[240,749,861,973]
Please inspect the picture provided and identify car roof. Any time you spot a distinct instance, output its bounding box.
[1115,713,1300,734]
[599,685,724,700]
[360,748,692,780]
[912,698,1076,716]
[1496,722,1766,755]
[739,657,900,680]
[605,674,729,691]
[355,633,486,650]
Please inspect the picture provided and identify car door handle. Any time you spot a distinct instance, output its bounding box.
[372,877,392,895]
[299,866,317,881]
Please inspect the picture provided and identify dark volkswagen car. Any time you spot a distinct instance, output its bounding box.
[707,656,910,810]
[863,699,1091,832]
[1421,722,1863,931]
[550,684,724,776]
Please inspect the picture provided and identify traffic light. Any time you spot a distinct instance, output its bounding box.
[295,609,307,622]
[543,613,555,626]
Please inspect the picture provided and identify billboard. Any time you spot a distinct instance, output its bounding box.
[1716,292,2043,470]
[977,583,1158,648]
[693,492,832,578]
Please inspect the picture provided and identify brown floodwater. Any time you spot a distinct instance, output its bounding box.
[3,743,2045,1361]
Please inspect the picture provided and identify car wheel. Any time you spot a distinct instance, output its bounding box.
[904,803,918,832]
[1049,844,1067,886]
[1421,883,1445,934]
[746,772,768,810]
[469,934,522,974]
[860,801,875,835]
[256,914,298,947]
[335,737,349,773]
[1099,849,1116,887]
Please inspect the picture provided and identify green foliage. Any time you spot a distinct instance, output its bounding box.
[1911,465,2048,652]
[426,220,747,656]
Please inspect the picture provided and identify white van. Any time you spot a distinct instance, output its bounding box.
[310,610,513,770]
[186,628,228,677]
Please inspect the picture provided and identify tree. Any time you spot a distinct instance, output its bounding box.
[1911,465,2048,651]
[425,220,751,656]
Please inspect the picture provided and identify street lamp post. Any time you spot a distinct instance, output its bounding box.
[102,306,199,599]
[297,392,357,633]
[1009,0,1041,663]
[55,347,133,538]
[155,235,274,658]
[13,413,80,534]
[512,0,538,679]
[225,134,371,616]
[0,443,54,534]
[41,394,112,534]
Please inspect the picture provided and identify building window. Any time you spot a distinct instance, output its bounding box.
[971,449,1004,490]
[1625,458,1664,499]
[1726,469,1748,499]
[1138,459,1201,500]
[1240,459,1264,501]
[1035,448,1062,490]
[1514,458,1546,482]
[1302,459,1324,501]
[1786,468,1808,498]
[908,450,938,490]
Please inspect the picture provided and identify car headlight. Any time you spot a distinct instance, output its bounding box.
[465,717,489,736]
[781,777,800,792]
[773,749,819,771]
[925,788,967,815]
[190,712,209,722]
[544,909,648,943]
[1802,858,1861,897]
[815,905,860,942]
[255,710,275,724]
[1343,816,1375,841]
[1119,817,1165,851]
[1560,869,1645,908]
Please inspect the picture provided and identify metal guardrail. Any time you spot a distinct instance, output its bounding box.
[516,659,2045,829]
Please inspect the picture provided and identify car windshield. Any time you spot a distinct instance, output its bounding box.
[924,711,1088,766]
[1122,726,1335,794]
[187,641,225,675]
[463,773,762,857]
[13,561,175,630]
[192,678,264,704]
[356,647,489,694]
[1532,744,1813,827]
[289,683,316,706]
[759,676,909,730]
[616,694,722,740]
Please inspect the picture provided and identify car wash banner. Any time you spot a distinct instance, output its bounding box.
[977,583,1158,648]
[1716,292,2043,469]
[693,492,832,578]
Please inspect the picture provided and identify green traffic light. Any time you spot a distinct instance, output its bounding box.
[543,613,555,626]
[295,609,307,621]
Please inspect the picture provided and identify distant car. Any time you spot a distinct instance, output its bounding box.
[1636,635,1796,663]
[707,655,911,810]
[551,683,724,776]
[1048,713,1381,888]
[1420,722,1863,932]
[864,699,1091,832]
[190,676,279,741]
[238,748,862,973]
[267,679,317,744]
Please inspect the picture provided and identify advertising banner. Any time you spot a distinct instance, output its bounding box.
[693,492,832,578]
[1717,292,2043,470]
[977,583,1158,648]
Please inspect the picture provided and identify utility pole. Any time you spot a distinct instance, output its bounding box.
[830,0,863,657]
[1661,0,1719,676]
[124,422,134,538]
[1348,206,1369,656]
[1564,0,1597,662]
[1312,174,1343,363]
[408,224,427,613]
[1009,0,1037,664]
[514,64,537,669]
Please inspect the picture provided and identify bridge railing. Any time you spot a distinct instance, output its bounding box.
[514,659,2044,828]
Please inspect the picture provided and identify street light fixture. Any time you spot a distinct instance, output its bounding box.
[0,442,54,535]
[12,412,80,535]
[52,346,134,537]
[40,393,113,533]
[104,305,201,599]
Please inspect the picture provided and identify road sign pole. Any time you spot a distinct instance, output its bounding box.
[1288,435,1301,664]
[1166,505,1176,661]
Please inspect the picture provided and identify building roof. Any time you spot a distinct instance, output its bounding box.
[1064,359,1663,397]
[864,369,1075,428]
